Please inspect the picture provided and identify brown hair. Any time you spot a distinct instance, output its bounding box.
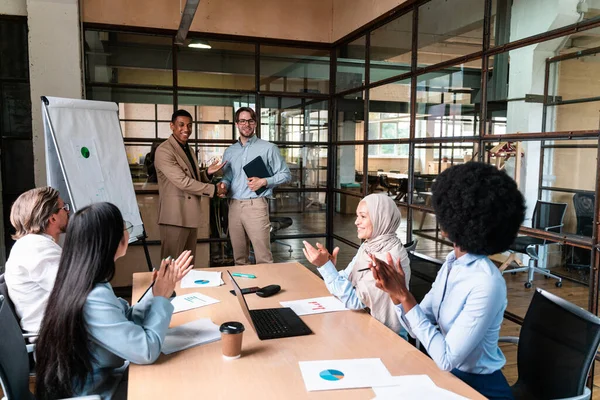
[234,107,257,122]
[10,187,61,240]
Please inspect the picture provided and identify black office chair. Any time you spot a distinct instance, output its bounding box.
[501,201,567,288]
[404,239,418,255]
[0,294,98,400]
[0,274,17,320]
[367,172,380,193]
[270,216,293,256]
[413,177,427,204]
[0,294,35,400]
[573,193,594,237]
[499,288,600,400]
[395,178,409,202]
[567,193,594,273]
[379,174,400,197]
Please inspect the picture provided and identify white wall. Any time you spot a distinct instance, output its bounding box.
[27,0,83,186]
[0,0,26,15]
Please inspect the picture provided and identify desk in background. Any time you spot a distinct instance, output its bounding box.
[377,171,408,180]
[129,263,484,400]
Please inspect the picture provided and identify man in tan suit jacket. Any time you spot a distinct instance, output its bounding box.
[155,110,226,264]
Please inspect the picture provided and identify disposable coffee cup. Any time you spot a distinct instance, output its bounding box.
[219,321,245,360]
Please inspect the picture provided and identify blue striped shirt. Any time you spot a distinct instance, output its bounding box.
[221,135,291,199]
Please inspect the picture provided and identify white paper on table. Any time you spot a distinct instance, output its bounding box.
[170,292,220,313]
[161,318,221,355]
[180,270,223,288]
[299,358,392,391]
[280,296,349,316]
[371,375,469,400]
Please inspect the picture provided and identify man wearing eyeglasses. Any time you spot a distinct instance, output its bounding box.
[4,187,70,335]
[155,110,227,265]
[218,107,291,265]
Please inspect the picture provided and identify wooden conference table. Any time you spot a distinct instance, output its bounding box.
[129,262,484,399]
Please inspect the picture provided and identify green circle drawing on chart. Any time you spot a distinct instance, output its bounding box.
[81,147,90,158]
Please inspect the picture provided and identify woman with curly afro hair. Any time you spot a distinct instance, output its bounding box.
[371,162,525,400]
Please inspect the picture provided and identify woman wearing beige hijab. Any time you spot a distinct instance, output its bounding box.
[303,193,411,337]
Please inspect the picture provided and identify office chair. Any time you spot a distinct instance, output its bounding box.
[0,294,101,400]
[573,193,594,237]
[0,294,36,400]
[366,171,380,193]
[378,174,400,197]
[501,201,567,288]
[395,178,409,202]
[413,177,427,204]
[404,239,418,254]
[499,288,600,400]
[567,193,594,273]
[0,274,36,354]
[269,216,293,255]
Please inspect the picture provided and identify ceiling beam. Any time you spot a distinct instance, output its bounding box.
[175,0,201,45]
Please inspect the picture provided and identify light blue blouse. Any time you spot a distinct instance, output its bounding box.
[396,251,507,374]
[76,282,174,399]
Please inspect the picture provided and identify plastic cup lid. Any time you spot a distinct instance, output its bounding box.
[219,321,245,334]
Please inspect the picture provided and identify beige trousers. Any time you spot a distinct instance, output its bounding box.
[228,198,273,265]
[159,224,197,265]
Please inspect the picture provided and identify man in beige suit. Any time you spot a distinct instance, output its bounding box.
[155,109,226,263]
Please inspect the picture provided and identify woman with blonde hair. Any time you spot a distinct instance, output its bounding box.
[303,193,410,337]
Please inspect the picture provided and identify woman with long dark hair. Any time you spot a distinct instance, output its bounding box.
[35,202,193,399]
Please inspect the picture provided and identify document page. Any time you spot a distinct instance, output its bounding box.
[170,292,220,313]
[181,270,224,288]
[280,296,349,316]
[299,358,392,391]
[162,318,221,355]
[371,375,468,399]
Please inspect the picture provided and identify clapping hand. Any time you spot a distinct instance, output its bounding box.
[302,241,339,268]
[370,252,416,310]
[207,159,227,175]
[152,250,194,298]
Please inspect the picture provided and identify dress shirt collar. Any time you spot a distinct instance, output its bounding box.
[237,134,258,147]
[38,232,57,243]
[445,251,486,267]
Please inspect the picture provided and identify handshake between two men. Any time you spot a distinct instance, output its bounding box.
[207,158,268,198]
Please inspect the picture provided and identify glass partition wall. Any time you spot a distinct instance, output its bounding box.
[85,1,600,388]
[330,0,600,392]
[84,29,329,267]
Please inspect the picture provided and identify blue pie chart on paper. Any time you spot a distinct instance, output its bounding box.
[319,369,345,381]
[194,279,209,285]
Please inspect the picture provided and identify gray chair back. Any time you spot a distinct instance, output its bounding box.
[0,273,17,318]
[531,201,567,233]
[512,288,600,399]
[0,294,35,400]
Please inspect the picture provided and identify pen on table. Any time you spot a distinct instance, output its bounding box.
[231,272,256,279]
[137,256,172,302]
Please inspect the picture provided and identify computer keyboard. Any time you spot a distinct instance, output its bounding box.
[252,309,291,335]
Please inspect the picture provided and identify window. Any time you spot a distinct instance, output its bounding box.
[367,113,409,157]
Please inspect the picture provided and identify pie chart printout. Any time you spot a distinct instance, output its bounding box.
[319,369,345,381]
